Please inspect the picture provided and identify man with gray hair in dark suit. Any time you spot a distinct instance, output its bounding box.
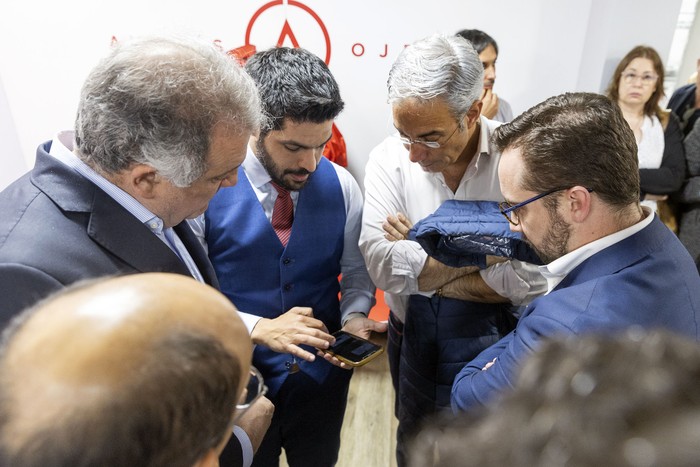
[0,35,339,466]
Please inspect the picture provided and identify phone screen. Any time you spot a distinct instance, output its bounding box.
[327,330,383,366]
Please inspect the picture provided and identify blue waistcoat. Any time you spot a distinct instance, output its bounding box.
[205,158,346,395]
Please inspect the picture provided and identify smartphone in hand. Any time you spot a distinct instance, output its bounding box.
[325,330,384,367]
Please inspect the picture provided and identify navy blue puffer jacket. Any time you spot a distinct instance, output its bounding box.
[409,200,542,267]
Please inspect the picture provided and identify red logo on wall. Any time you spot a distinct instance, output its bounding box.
[244,0,332,65]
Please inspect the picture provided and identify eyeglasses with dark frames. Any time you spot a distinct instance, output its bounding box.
[499,187,593,226]
[233,365,268,421]
[395,122,461,149]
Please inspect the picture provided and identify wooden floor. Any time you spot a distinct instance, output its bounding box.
[280,332,398,467]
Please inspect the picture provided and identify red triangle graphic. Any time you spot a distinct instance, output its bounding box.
[276,19,300,48]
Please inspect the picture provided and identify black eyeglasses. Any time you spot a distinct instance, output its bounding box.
[499,187,593,226]
[233,365,268,421]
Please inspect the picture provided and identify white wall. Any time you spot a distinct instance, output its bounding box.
[679,0,700,84]
[0,0,683,191]
[0,77,26,188]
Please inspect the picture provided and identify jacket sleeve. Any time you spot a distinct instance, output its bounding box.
[639,113,686,196]
[0,264,64,328]
[676,119,700,204]
[218,431,245,467]
[451,303,576,412]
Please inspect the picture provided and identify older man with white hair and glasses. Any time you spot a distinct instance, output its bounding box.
[359,33,545,466]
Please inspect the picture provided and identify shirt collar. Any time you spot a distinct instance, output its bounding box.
[476,115,493,156]
[445,115,494,182]
[242,144,273,190]
[243,144,302,199]
[49,130,162,226]
[539,206,654,293]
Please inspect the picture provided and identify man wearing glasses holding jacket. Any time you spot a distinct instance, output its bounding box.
[452,92,700,412]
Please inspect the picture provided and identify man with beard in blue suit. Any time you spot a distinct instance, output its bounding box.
[452,92,700,412]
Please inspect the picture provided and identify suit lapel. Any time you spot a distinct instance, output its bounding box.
[174,221,220,288]
[33,148,210,282]
[87,188,192,277]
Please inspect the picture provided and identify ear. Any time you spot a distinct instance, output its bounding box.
[465,101,483,128]
[125,164,160,200]
[566,186,593,223]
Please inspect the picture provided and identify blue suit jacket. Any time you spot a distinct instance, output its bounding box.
[451,216,700,412]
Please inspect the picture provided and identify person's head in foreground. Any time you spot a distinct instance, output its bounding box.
[412,328,700,466]
[0,273,254,467]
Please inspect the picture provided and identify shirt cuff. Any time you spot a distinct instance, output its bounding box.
[340,295,374,325]
[232,425,254,467]
[479,259,547,305]
[239,311,263,335]
[385,241,429,295]
[341,311,369,327]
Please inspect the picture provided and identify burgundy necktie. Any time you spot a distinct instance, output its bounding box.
[271,182,294,247]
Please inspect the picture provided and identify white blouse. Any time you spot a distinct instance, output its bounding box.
[637,114,665,212]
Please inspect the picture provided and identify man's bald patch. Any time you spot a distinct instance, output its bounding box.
[0,273,252,459]
[6,274,248,369]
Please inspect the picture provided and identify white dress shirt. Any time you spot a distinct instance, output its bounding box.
[359,117,546,322]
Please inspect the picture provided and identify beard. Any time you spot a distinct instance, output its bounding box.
[527,206,572,264]
[256,137,313,191]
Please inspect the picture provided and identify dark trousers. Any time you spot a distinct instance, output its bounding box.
[252,367,352,467]
[395,295,510,467]
[387,310,404,416]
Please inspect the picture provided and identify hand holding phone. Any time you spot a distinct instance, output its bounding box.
[324,330,384,367]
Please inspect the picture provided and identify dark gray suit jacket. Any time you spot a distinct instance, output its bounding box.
[0,141,243,465]
[0,141,220,327]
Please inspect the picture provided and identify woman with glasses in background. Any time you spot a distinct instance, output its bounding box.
[606,45,685,223]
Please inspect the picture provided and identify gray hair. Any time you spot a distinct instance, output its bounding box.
[387,34,484,121]
[75,36,263,187]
